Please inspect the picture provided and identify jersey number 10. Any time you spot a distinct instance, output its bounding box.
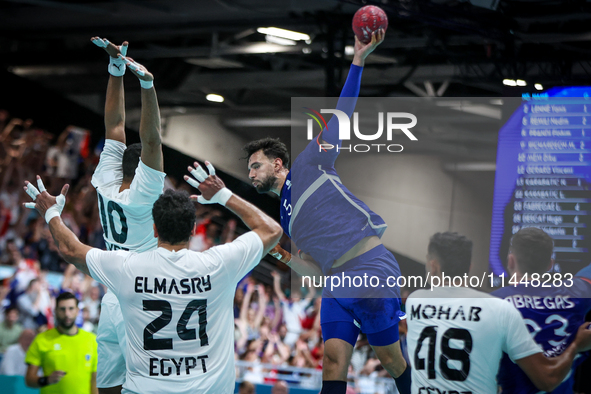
[143,299,208,351]
[98,194,128,244]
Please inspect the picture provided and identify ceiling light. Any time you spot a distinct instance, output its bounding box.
[206,94,224,103]
[257,27,310,41]
[265,35,296,46]
[503,79,517,86]
[516,79,527,86]
[302,47,312,54]
[344,45,354,56]
[534,83,543,90]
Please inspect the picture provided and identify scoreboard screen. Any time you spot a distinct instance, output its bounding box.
[490,87,591,277]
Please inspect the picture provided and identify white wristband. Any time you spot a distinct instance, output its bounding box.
[44,193,66,224]
[140,79,154,89]
[108,57,126,77]
[45,206,61,224]
[214,187,232,206]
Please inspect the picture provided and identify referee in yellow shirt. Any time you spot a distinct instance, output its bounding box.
[25,292,98,394]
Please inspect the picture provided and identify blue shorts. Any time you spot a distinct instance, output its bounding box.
[320,245,406,347]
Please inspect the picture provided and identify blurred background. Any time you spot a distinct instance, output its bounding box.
[0,0,590,393]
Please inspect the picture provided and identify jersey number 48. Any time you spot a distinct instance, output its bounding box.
[414,326,473,382]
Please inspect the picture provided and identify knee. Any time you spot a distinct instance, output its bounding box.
[323,349,343,368]
[383,357,407,378]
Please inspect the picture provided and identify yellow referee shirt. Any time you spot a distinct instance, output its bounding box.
[25,328,97,394]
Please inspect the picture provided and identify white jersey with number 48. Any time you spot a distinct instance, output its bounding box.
[91,139,165,252]
[406,287,542,394]
[86,232,264,394]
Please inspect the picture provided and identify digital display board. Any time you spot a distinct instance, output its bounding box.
[490,87,591,278]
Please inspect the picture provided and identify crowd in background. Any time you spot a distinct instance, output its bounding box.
[0,110,402,393]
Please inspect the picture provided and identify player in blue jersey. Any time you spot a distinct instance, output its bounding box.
[493,227,591,393]
[242,30,411,394]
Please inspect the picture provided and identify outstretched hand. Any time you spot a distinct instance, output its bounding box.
[353,29,386,67]
[23,175,69,221]
[119,55,154,82]
[184,161,232,205]
[91,37,128,59]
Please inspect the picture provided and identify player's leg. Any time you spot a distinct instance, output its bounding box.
[370,338,407,377]
[370,335,411,394]
[320,297,359,394]
[96,292,126,394]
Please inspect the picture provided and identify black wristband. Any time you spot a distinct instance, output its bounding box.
[38,376,48,387]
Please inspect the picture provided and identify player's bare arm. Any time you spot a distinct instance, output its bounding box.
[91,37,128,144]
[120,55,163,172]
[184,161,282,253]
[23,176,92,276]
[271,271,288,303]
[269,243,323,278]
[516,322,591,392]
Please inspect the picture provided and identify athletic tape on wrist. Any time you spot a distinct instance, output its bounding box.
[216,187,232,206]
[108,57,126,77]
[44,193,66,224]
[45,207,61,224]
[140,79,154,89]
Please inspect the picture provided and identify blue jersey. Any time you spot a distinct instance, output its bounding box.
[492,268,591,394]
[280,65,387,275]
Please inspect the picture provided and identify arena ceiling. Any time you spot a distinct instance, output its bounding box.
[2,0,591,162]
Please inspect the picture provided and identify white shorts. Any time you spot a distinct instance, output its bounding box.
[96,290,127,388]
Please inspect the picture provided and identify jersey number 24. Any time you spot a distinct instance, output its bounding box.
[143,299,208,351]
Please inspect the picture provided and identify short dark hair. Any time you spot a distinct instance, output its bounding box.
[56,292,79,307]
[243,138,290,169]
[428,232,473,277]
[4,306,19,316]
[122,143,142,180]
[510,227,553,274]
[152,189,196,245]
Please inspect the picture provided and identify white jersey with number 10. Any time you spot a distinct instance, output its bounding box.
[91,139,165,252]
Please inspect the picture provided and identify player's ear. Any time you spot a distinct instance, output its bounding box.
[507,253,517,275]
[273,157,282,171]
[547,258,555,272]
[431,258,441,277]
[153,223,158,238]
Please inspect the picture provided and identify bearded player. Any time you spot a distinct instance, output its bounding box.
[242,30,411,394]
[90,37,165,394]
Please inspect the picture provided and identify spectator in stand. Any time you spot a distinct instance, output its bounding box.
[0,328,35,376]
[82,285,101,323]
[271,271,315,347]
[238,283,268,342]
[45,126,89,183]
[238,381,256,394]
[17,278,50,330]
[271,380,289,394]
[0,306,24,352]
[81,307,96,334]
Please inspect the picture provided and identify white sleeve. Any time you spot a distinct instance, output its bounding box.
[128,159,166,205]
[91,139,126,189]
[501,301,543,362]
[86,248,127,294]
[205,232,264,284]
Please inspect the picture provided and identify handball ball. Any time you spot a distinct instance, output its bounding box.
[352,5,388,44]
